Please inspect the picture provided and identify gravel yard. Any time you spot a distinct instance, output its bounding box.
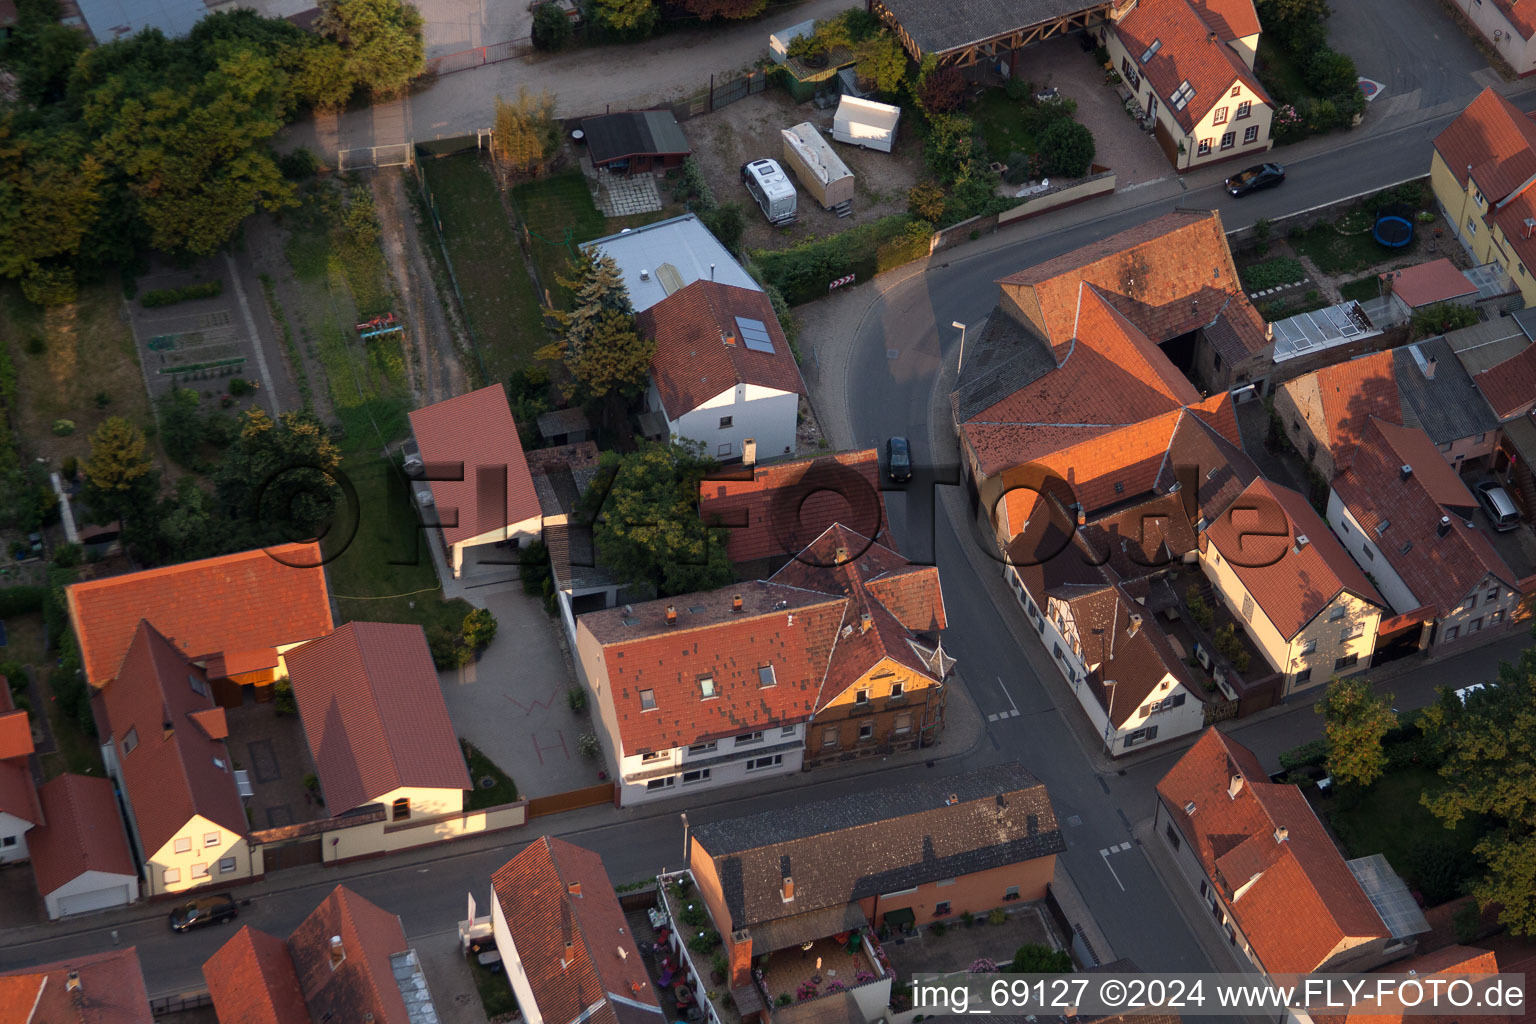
[685,88,924,252]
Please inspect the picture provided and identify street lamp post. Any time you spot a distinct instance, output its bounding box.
[952,321,968,373]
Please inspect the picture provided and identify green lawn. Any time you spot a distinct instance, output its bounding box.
[1290,222,1413,275]
[969,90,1040,163]
[1340,275,1383,304]
[323,453,473,634]
[417,154,547,381]
[470,959,519,1019]
[511,173,604,311]
[1325,765,1486,904]
[462,739,519,809]
[0,613,100,780]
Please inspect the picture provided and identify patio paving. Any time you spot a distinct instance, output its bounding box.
[439,585,591,801]
[224,702,324,829]
[883,902,1060,981]
[760,934,878,1006]
[595,172,663,217]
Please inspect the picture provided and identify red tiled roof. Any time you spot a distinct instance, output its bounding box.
[1205,478,1384,639]
[580,581,847,753]
[1434,88,1536,192]
[1333,420,1521,616]
[1387,259,1478,308]
[491,837,661,1024]
[0,705,32,760]
[99,622,246,856]
[699,449,890,565]
[407,384,542,546]
[0,761,40,827]
[204,648,279,679]
[204,926,309,1024]
[1474,341,1536,420]
[1189,0,1260,39]
[1113,0,1271,132]
[1301,351,1402,473]
[1063,582,1197,723]
[285,622,470,815]
[1368,418,1474,508]
[29,773,136,897]
[637,280,807,418]
[1311,946,1507,1024]
[287,886,410,1024]
[0,948,153,1024]
[67,543,333,687]
[1158,729,1388,975]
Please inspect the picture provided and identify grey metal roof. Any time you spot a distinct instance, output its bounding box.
[537,406,590,439]
[1392,338,1499,445]
[1442,317,1528,374]
[581,214,759,313]
[580,110,690,166]
[76,0,207,42]
[1513,305,1536,341]
[390,949,441,1024]
[950,309,1057,423]
[689,762,1065,927]
[878,0,1105,55]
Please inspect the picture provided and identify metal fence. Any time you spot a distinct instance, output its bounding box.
[150,991,213,1015]
[409,140,492,384]
[427,36,534,77]
[676,67,775,120]
[337,142,415,172]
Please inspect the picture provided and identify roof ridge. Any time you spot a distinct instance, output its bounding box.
[69,544,319,595]
[809,601,856,711]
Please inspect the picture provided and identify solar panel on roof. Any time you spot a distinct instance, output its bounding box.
[735,316,775,353]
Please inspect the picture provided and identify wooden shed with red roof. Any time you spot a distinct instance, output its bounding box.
[65,542,333,707]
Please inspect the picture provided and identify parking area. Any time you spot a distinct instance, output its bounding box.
[1469,494,1536,579]
[438,585,591,800]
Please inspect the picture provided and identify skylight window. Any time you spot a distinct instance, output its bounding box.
[758,665,777,688]
[1170,81,1196,111]
[1140,39,1162,62]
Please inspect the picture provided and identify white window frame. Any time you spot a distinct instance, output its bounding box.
[191,862,210,880]
[204,832,221,848]
[219,857,238,874]
[745,754,783,772]
[639,689,657,711]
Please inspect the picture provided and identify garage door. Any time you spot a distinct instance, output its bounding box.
[58,885,130,917]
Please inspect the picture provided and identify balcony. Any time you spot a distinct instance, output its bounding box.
[754,930,892,1023]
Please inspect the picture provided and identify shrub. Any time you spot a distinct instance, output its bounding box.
[960,910,975,928]
[303,772,319,792]
[929,921,947,937]
[1304,48,1358,97]
[567,687,587,712]
[1278,737,1330,771]
[1002,151,1032,185]
[429,625,473,668]
[1010,945,1072,973]
[922,113,976,183]
[52,543,82,568]
[578,732,600,759]
[1185,587,1214,630]
[1411,302,1480,339]
[61,456,78,481]
[25,336,45,355]
[918,65,966,114]
[140,281,223,308]
[1453,900,1484,944]
[273,678,297,716]
[678,156,716,212]
[461,607,498,650]
[969,958,999,973]
[702,203,744,253]
[711,951,728,981]
[229,378,255,397]
[1004,76,1031,101]
[0,587,46,617]
[678,902,708,926]
[908,181,946,221]
[531,1,572,51]
[1242,256,1305,291]
[753,214,924,305]
[278,147,320,181]
[1038,118,1095,177]
[988,908,1006,925]
[52,419,75,436]
[1214,623,1250,672]
[776,994,792,1007]
[687,929,722,953]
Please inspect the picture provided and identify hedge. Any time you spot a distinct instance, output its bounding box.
[1278,737,1329,772]
[0,586,47,617]
[140,280,224,308]
[752,216,933,306]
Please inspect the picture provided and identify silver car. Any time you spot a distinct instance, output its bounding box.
[1475,481,1521,531]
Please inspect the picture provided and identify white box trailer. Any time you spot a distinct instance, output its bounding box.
[832,96,901,153]
[769,19,814,64]
[780,123,854,215]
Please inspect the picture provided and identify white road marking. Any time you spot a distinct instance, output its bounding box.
[995,676,1020,717]
[1100,848,1127,892]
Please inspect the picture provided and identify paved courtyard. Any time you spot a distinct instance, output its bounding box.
[224,702,324,829]
[438,585,592,801]
[883,902,1061,981]
[594,170,663,217]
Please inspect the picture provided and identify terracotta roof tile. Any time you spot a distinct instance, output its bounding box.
[1062,582,1197,722]
[699,449,890,565]
[1474,341,1536,420]
[285,622,470,815]
[490,837,661,1024]
[1289,349,1402,473]
[1434,88,1536,194]
[0,948,153,1024]
[581,582,847,753]
[203,926,309,1024]
[1387,259,1478,308]
[1113,0,1271,132]
[287,886,411,1024]
[1205,478,1385,638]
[1158,729,1388,975]
[189,707,229,741]
[99,622,246,856]
[0,760,40,827]
[1311,946,1506,1024]
[638,280,807,418]
[1189,0,1260,39]
[1368,418,1475,508]
[29,774,137,896]
[66,543,333,687]
[1333,420,1521,616]
[0,706,32,760]
[407,384,542,545]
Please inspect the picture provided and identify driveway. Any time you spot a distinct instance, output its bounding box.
[1329,0,1500,122]
[438,585,593,801]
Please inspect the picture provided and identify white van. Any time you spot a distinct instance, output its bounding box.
[740,159,797,225]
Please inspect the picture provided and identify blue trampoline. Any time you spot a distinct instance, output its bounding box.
[1373,203,1415,248]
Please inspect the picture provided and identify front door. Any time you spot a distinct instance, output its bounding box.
[1146,93,1158,120]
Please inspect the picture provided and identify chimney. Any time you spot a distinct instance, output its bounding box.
[732,593,743,613]
[639,268,650,281]
[1074,503,1086,527]
[568,881,582,897]
[1274,826,1289,843]
[1400,464,1413,481]
[860,610,873,633]
[1438,515,1451,538]
[665,605,677,626]
[563,941,575,964]
[945,793,959,805]
[710,262,716,280]
[1525,217,1535,239]
[743,438,757,465]
[1207,30,1217,42]
[1127,613,1142,638]
[66,971,81,994]
[330,936,345,968]
[1424,355,1437,380]
[834,545,850,563]
[782,876,795,902]
[163,720,175,740]
[721,330,737,347]
[1294,534,1309,553]
[1228,774,1244,799]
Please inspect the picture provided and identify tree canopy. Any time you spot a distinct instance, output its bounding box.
[676,0,767,19]
[1420,652,1536,935]
[1316,675,1397,787]
[587,0,657,39]
[314,0,426,99]
[589,440,733,596]
[537,249,653,402]
[492,88,562,178]
[853,32,908,94]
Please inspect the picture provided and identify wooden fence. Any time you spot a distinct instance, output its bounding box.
[527,781,615,817]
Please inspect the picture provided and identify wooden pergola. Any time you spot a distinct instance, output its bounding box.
[871,0,1123,69]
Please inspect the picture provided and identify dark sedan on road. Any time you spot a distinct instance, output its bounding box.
[887,436,912,483]
[169,893,239,932]
[1226,162,1285,196]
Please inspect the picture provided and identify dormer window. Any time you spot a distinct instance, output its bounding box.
[188,674,208,697]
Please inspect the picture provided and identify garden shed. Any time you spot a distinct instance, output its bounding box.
[580,110,690,173]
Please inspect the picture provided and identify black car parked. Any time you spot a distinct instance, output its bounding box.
[169,893,239,932]
[887,436,912,483]
[1226,163,1285,197]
